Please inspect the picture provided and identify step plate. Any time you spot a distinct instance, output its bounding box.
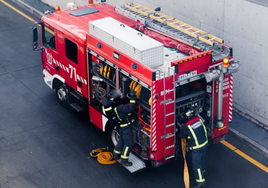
[70,103,84,112]
[118,152,146,173]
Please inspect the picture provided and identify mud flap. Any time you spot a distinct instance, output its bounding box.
[118,152,146,173]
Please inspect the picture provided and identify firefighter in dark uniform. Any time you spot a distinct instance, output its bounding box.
[179,110,208,188]
[112,89,136,166]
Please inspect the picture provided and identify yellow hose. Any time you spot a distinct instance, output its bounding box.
[90,148,117,165]
[181,138,190,188]
[134,84,142,99]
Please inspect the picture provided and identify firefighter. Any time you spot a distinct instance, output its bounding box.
[113,89,136,166]
[179,110,208,188]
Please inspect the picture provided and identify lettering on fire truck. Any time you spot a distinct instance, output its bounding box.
[45,49,87,86]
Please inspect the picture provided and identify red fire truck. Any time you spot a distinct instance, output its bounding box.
[32,1,239,172]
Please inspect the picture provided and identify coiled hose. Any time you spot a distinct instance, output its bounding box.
[90,147,117,165]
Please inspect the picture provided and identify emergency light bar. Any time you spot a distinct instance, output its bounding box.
[171,51,212,66]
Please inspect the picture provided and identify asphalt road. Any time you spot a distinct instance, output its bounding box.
[0,0,268,187]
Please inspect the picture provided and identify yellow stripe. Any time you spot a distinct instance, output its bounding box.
[113,149,121,154]
[130,100,136,103]
[104,106,112,111]
[114,107,122,121]
[220,140,268,173]
[0,0,37,23]
[121,147,129,159]
[0,0,54,35]
[197,168,203,180]
[188,125,199,146]
[192,140,208,150]
[200,119,208,140]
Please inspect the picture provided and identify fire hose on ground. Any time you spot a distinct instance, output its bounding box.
[90,147,117,165]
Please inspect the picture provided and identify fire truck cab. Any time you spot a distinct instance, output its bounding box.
[32,2,239,173]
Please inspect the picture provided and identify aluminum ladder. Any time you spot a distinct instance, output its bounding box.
[115,2,231,61]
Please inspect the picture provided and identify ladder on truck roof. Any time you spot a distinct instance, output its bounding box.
[115,2,231,61]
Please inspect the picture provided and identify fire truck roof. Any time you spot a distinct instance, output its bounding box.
[42,4,136,42]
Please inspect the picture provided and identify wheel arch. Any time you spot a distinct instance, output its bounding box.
[52,76,65,89]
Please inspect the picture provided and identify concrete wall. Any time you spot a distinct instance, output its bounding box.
[41,0,268,126]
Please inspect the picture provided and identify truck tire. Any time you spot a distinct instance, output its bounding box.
[56,83,69,108]
[107,123,119,147]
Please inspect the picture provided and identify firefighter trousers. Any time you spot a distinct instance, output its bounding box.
[114,125,134,161]
[191,145,207,183]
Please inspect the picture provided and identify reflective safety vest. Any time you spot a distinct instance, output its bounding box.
[186,117,208,150]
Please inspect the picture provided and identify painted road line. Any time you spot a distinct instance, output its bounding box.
[1,0,54,35]
[0,0,37,23]
[221,140,268,173]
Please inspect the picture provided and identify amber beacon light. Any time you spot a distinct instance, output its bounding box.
[222,57,229,67]
[89,0,94,5]
[55,6,61,13]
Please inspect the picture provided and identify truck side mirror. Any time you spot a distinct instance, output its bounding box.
[32,22,43,51]
[33,27,38,50]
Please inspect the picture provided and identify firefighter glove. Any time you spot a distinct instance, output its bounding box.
[128,90,136,98]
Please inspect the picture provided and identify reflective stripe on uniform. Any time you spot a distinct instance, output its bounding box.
[114,107,122,121]
[114,149,121,154]
[200,119,208,140]
[120,122,131,127]
[130,100,135,103]
[197,168,205,182]
[196,179,205,183]
[188,125,199,147]
[188,119,208,150]
[191,140,208,150]
[121,147,129,159]
[104,106,112,111]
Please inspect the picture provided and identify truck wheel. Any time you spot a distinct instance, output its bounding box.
[107,123,119,147]
[56,84,69,108]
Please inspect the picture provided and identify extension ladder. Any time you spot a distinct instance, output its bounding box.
[116,2,231,61]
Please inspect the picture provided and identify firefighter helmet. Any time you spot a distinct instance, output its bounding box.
[109,89,122,103]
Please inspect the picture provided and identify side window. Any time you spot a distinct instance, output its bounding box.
[43,26,56,50]
[65,38,78,64]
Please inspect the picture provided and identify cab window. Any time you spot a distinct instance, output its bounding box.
[42,26,56,50]
[65,38,78,64]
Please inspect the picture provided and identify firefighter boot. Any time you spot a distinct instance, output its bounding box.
[113,153,120,160]
[121,159,132,166]
[193,181,207,188]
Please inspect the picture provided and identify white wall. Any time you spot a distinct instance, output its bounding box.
[41,0,268,126]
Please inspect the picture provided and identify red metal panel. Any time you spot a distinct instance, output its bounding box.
[212,75,231,138]
[151,76,175,160]
[89,105,103,130]
[172,53,212,74]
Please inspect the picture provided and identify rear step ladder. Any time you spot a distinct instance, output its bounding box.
[157,69,176,160]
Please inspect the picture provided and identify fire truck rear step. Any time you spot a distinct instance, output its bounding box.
[70,103,84,112]
[117,152,146,173]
